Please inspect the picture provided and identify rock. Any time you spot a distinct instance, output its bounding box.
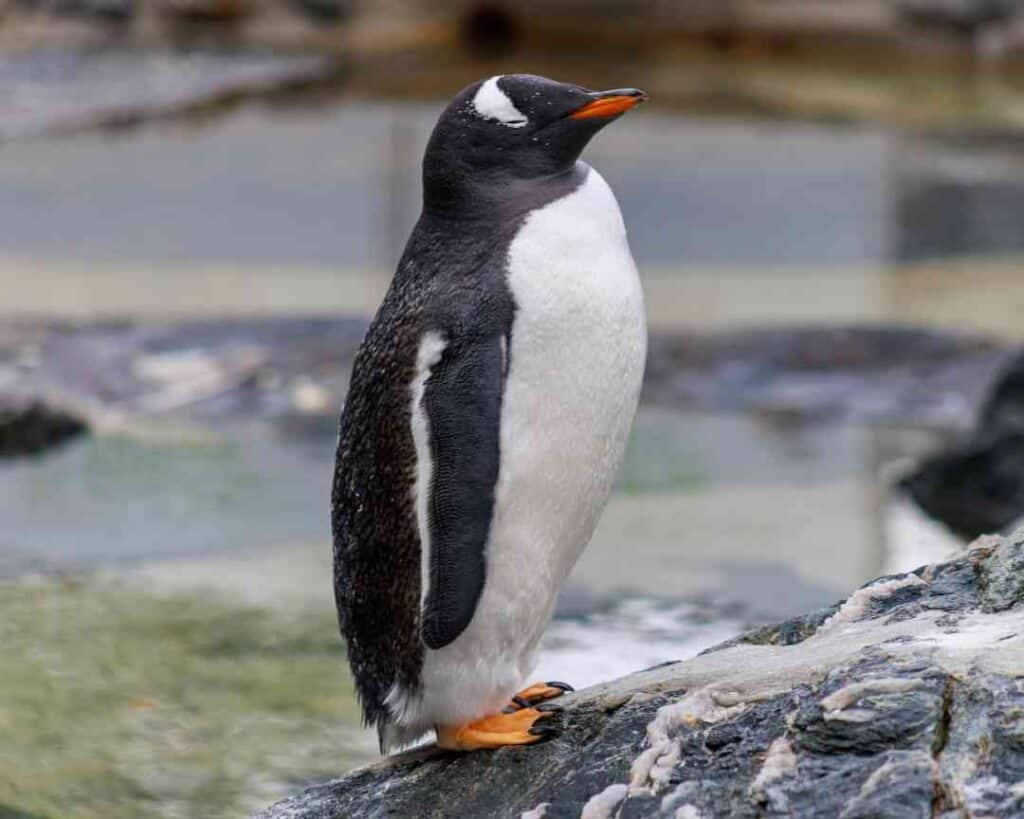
[901,346,1024,539]
[0,398,86,457]
[643,326,1007,427]
[978,346,1024,435]
[46,0,133,22]
[290,0,350,23]
[255,529,1024,819]
[0,319,1008,435]
[0,51,337,142]
[158,0,245,22]
[900,433,1024,539]
[895,0,1018,36]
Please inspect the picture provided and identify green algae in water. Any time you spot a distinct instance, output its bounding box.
[0,578,371,819]
[0,431,332,572]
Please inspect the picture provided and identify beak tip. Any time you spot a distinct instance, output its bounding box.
[570,88,649,120]
[627,89,649,107]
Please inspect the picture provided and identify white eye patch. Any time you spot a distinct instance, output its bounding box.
[472,76,528,128]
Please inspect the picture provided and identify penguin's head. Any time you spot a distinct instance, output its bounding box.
[422,74,647,210]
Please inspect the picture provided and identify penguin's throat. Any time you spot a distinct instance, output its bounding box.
[422,165,582,221]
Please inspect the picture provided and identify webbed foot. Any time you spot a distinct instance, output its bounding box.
[435,706,560,751]
[503,680,574,713]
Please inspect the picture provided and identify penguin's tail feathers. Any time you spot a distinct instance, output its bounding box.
[376,715,431,755]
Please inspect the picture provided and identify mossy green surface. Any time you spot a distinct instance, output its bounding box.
[0,577,372,819]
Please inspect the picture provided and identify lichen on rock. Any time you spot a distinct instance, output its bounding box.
[254,530,1024,819]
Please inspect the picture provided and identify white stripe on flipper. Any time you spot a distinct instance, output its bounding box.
[472,76,528,128]
[409,331,447,615]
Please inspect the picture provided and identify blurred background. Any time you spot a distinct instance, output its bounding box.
[5,1,1024,816]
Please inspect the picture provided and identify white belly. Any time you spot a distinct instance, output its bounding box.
[390,166,646,737]
[492,165,647,625]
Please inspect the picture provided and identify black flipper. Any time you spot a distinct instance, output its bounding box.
[420,332,505,650]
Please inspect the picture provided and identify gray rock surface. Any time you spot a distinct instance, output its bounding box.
[0,51,336,142]
[896,0,1018,34]
[0,318,1009,435]
[256,529,1024,819]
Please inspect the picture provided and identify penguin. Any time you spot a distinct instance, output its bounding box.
[332,74,648,752]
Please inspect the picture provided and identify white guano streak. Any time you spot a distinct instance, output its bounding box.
[473,76,528,128]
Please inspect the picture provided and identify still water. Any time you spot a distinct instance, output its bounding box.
[0,408,956,617]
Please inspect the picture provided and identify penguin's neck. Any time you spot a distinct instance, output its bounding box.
[421,162,587,224]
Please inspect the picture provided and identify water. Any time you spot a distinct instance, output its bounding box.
[0,110,891,269]
[0,426,329,575]
[0,408,956,618]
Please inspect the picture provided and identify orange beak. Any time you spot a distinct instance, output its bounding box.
[569,89,648,120]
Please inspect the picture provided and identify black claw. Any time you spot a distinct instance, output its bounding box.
[502,705,518,714]
[512,695,531,710]
[536,702,562,713]
[546,681,574,692]
[528,725,559,738]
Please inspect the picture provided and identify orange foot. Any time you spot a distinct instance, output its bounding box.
[503,680,574,713]
[435,706,561,751]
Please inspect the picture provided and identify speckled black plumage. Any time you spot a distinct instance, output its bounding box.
[331,75,641,744]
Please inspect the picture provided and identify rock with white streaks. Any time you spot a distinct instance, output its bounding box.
[254,528,1024,819]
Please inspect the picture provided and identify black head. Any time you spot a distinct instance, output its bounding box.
[422,74,647,213]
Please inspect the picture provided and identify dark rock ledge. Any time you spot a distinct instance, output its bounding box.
[0,396,87,456]
[0,318,1010,432]
[256,529,1024,819]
